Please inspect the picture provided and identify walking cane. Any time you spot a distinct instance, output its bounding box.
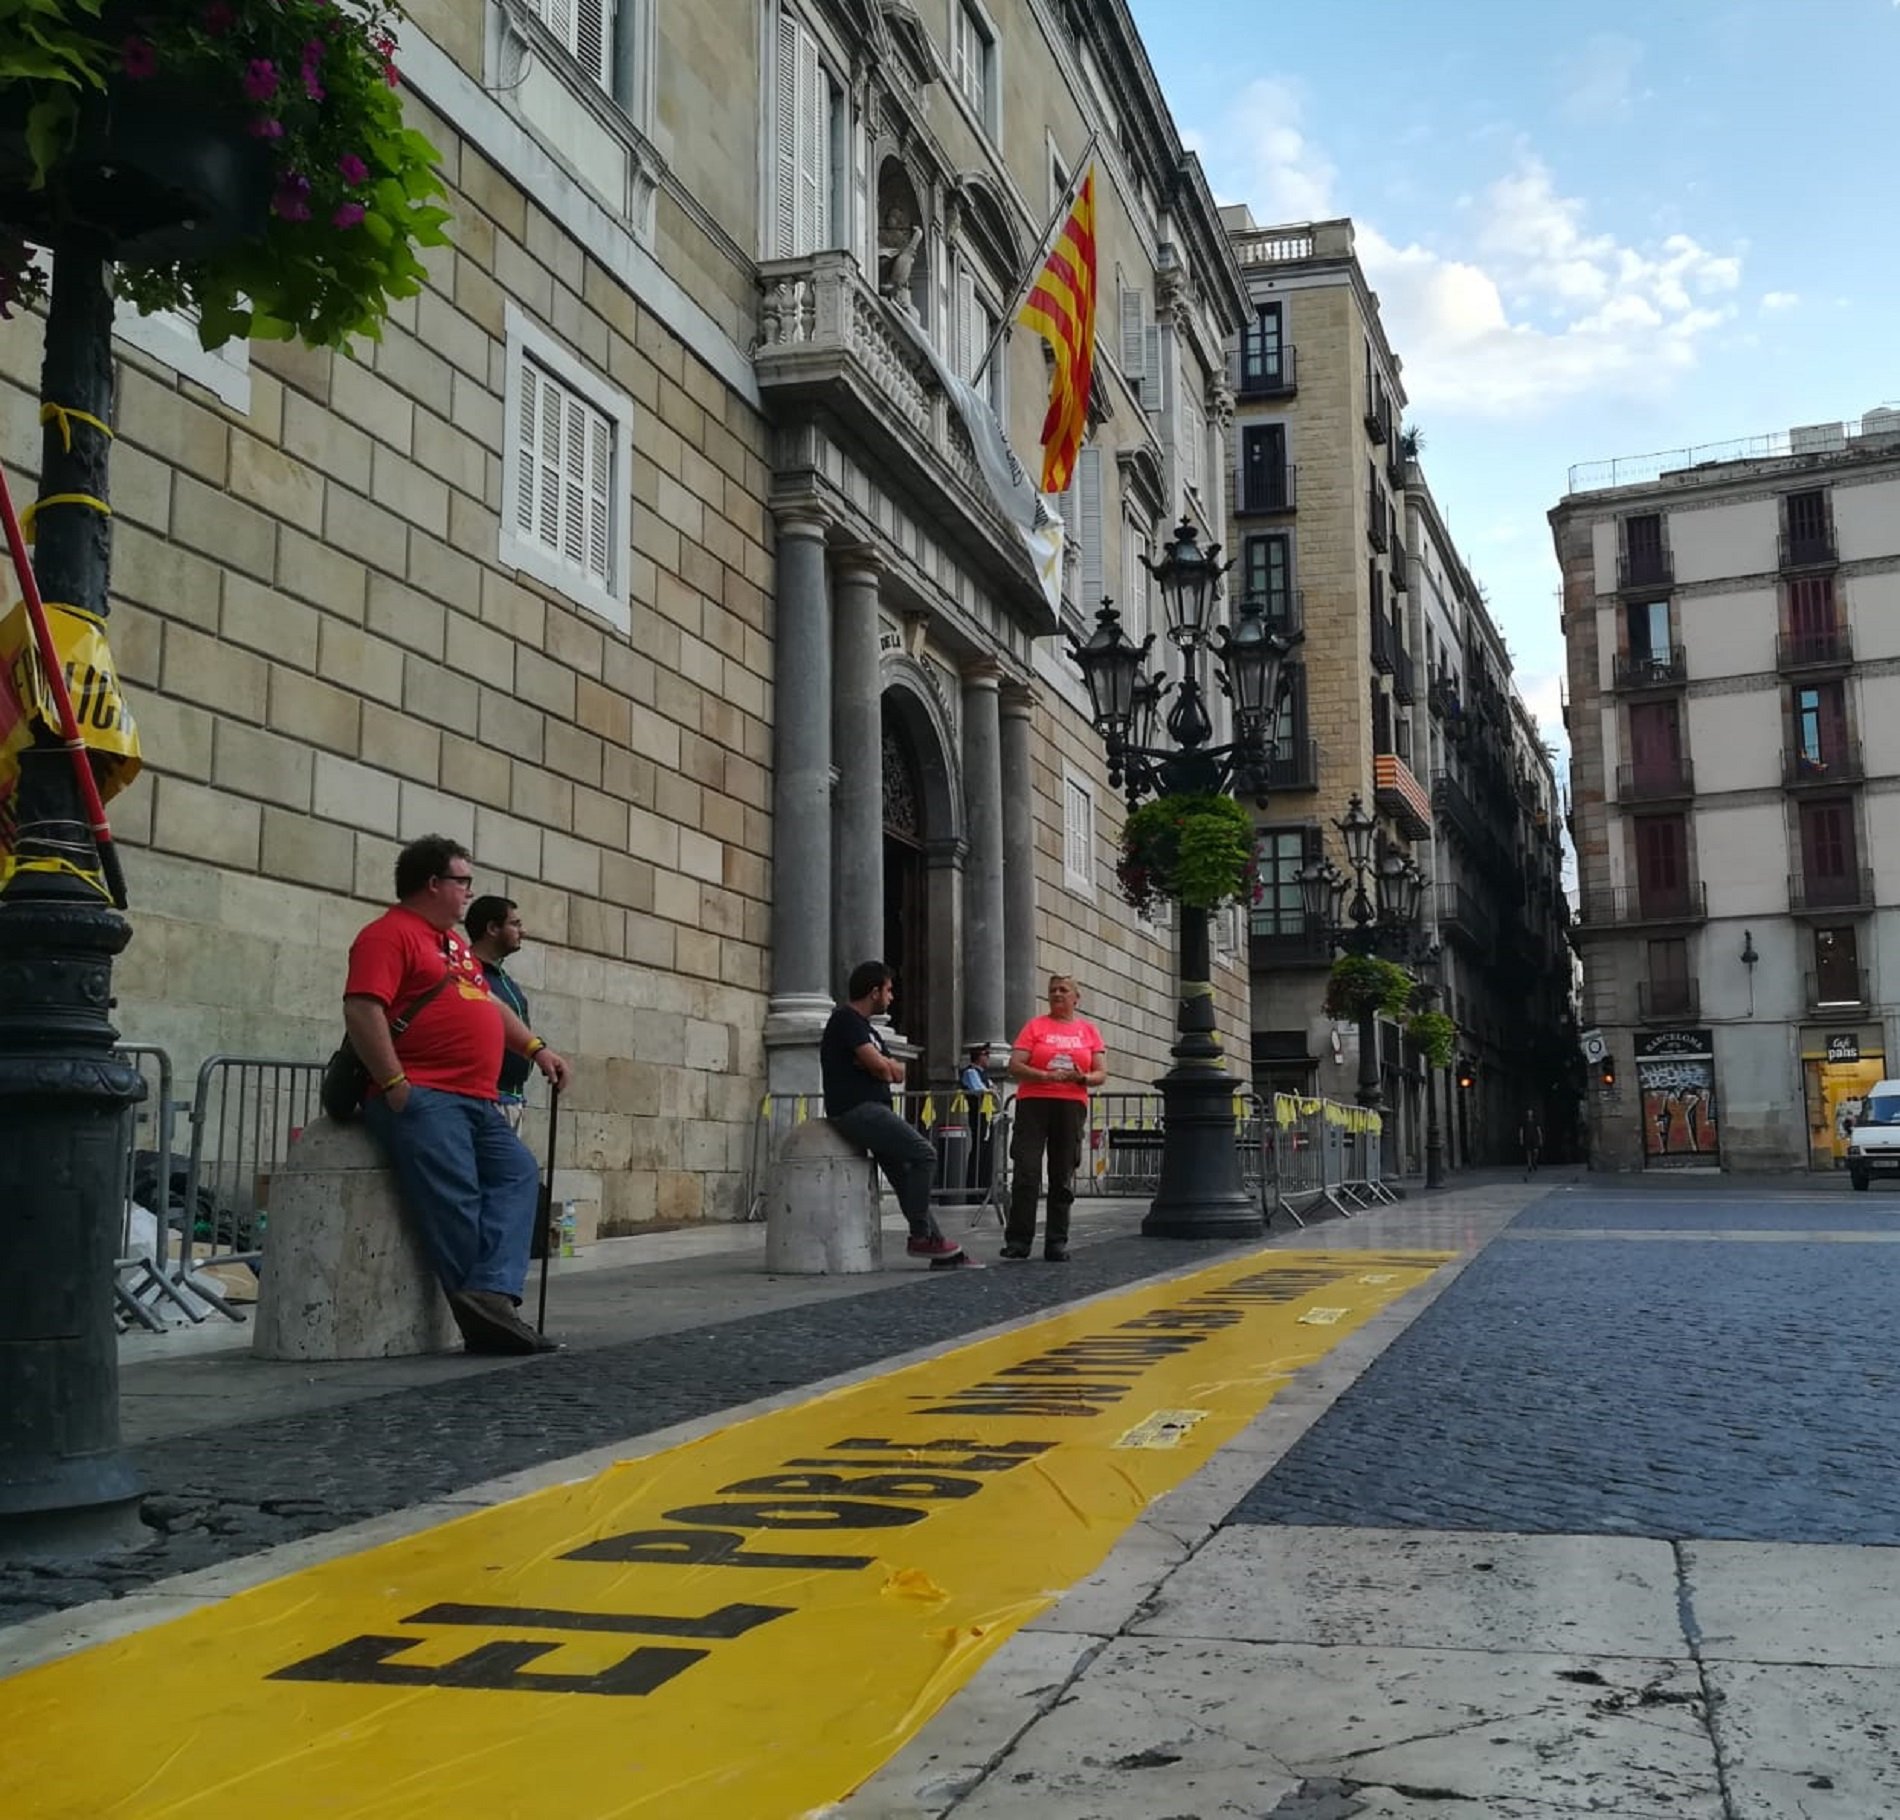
[535,1081,562,1335]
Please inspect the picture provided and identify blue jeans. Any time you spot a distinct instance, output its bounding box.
[362,1086,540,1300]
[828,1101,942,1236]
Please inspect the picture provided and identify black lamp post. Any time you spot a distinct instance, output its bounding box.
[1415,940,1448,1190]
[1299,794,1429,1113]
[1069,517,1299,1240]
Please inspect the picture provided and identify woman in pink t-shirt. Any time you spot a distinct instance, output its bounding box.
[1002,974,1108,1260]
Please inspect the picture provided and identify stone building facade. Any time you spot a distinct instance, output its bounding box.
[1553,411,1900,1173]
[0,0,1247,1231]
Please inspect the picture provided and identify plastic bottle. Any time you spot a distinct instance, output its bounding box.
[559,1199,578,1258]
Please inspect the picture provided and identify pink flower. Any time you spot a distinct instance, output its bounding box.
[242,58,279,102]
[337,153,369,186]
[249,116,284,140]
[202,3,235,35]
[332,203,366,229]
[272,174,312,222]
[121,37,157,79]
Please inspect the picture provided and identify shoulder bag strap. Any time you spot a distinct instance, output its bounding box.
[389,970,455,1038]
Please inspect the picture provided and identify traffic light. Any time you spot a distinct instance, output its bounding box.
[1599,1055,1617,1090]
[1456,1056,1475,1091]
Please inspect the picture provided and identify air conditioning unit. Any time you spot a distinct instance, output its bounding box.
[1790,421,1846,455]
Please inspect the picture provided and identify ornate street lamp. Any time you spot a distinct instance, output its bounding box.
[1069,517,1301,1240]
[1305,793,1432,1112]
[1416,940,1449,1191]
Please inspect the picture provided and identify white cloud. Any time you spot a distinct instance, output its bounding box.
[1204,77,1337,222]
[1557,34,1645,125]
[1761,290,1801,312]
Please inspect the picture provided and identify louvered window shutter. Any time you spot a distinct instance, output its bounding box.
[575,0,610,86]
[955,265,978,379]
[1078,446,1104,610]
[1064,779,1091,884]
[774,16,798,256]
[514,359,541,542]
[795,27,828,254]
[1142,325,1162,410]
[586,412,613,585]
[1120,286,1145,387]
[535,369,562,551]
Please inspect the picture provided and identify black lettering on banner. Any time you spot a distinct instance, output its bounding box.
[1119,1312,1240,1332]
[664,1500,925,1531]
[783,1451,1044,1474]
[406,1601,792,1639]
[818,1437,1056,1458]
[561,1528,871,1571]
[717,1472,982,1502]
[918,1397,1117,1417]
[269,1634,705,1697]
[993,1361,1147,1380]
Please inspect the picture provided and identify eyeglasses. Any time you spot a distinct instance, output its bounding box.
[436,872,476,890]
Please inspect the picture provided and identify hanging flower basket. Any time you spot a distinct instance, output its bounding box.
[1116,793,1255,919]
[0,0,450,345]
[1323,954,1414,1022]
[1406,1008,1456,1069]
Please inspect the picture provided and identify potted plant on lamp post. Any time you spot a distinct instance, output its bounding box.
[0,0,450,1552]
[1070,519,1301,1240]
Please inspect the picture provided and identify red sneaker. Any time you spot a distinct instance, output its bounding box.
[906,1233,964,1260]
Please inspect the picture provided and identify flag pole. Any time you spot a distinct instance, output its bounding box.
[970,128,1101,389]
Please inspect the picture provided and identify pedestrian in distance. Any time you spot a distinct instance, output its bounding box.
[821,960,966,1264]
[466,894,533,1130]
[345,834,572,1355]
[1519,1107,1544,1178]
[1003,974,1107,1261]
[960,1042,996,1203]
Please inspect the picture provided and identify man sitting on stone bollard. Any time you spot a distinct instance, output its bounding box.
[822,960,965,1263]
[344,834,573,1354]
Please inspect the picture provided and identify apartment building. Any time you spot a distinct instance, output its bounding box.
[1220,211,1574,1169]
[0,0,1246,1230]
[1552,409,1900,1171]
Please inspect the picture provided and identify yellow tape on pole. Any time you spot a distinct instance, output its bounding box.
[0,1248,1447,1819]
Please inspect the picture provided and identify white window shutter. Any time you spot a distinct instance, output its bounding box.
[536,371,561,549]
[576,0,610,86]
[955,264,978,379]
[795,27,827,254]
[1119,285,1145,386]
[587,412,613,585]
[1064,778,1092,887]
[561,391,587,566]
[1142,325,1163,412]
[774,16,798,256]
[514,359,539,540]
[1078,445,1104,610]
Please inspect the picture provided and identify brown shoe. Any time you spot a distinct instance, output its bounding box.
[448,1289,543,1356]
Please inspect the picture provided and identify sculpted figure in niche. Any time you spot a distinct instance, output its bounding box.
[879,205,924,308]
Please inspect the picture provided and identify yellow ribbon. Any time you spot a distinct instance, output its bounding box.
[39,403,114,454]
[19,493,111,543]
[0,852,111,898]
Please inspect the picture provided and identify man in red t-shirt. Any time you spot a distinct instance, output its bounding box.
[1003,974,1107,1261]
[344,834,571,1354]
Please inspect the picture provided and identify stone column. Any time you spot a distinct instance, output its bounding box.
[764,509,834,1094]
[831,549,885,989]
[1001,685,1038,1043]
[961,663,1007,1053]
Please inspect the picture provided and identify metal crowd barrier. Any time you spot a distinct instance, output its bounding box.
[1265,1094,1391,1223]
[743,1088,1012,1224]
[171,1055,324,1323]
[112,1044,202,1331]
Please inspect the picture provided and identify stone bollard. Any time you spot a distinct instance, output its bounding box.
[764,1119,883,1274]
[252,1119,460,1360]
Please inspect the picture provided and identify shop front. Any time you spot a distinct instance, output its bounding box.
[1801,1027,1886,1172]
[1636,1029,1721,1170]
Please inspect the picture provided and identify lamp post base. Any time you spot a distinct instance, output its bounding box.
[1142,1062,1264,1240]
[1425,1133,1446,1190]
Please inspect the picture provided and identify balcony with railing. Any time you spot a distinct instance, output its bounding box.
[1578,882,1709,928]
[1366,489,1390,552]
[1391,634,1417,704]
[1807,968,1870,1012]
[1234,463,1298,516]
[1428,669,1463,722]
[1789,868,1875,916]
[1386,433,1408,488]
[1616,759,1696,803]
[1612,645,1687,691]
[1249,914,1332,970]
[1638,978,1701,1023]
[1784,741,1864,789]
[1264,736,1318,791]
[1779,526,1838,571]
[1389,549,1408,591]
[1436,881,1496,955]
[1237,343,1298,399]
[1616,546,1674,593]
[1370,604,1394,674]
[1262,590,1304,640]
[1374,752,1432,840]
[1776,626,1853,672]
[1432,769,1487,854]
[1364,396,1388,443]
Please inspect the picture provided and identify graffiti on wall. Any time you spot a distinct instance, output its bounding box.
[1635,1030,1718,1166]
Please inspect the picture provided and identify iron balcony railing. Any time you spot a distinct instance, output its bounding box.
[1431,770,1488,853]
[1367,489,1390,552]
[1806,968,1869,1011]
[1776,626,1853,671]
[1578,882,1709,926]
[1386,435,1408,488]
[1235,463,1298,515]
[1370,605,1394,673]
[1784,741,1864,788]
[1364,398,1388,444]
[1779,527,1838,571]
[1264,736,1318,790]
[1249,916,1332,969]
[1789,868,1874,915]
[1616,760,1695,802]
[1261,589,1304,639]
[1389,550,1408,591]
[1617,546,1674,591]
[1391,638,1417,704]
[1435,881,1496,953]
[1613,646,1687,691]
[1237,344,1298,398]
[1638,978,1700,1023]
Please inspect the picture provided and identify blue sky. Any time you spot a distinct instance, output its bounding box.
[1128,0,1900,760]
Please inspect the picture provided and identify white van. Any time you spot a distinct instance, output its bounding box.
[1845,1080,1900,1189]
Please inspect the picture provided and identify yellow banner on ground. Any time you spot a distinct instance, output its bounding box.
[0,1248,1447,1819]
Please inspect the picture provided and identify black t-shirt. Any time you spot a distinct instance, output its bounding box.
[822,1004,893,1117]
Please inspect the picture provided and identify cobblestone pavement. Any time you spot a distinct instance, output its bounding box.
[1,1231,1249,1628]
[1233,1177,1900,1545]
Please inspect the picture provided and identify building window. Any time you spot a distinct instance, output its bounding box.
[1793,680,1848,775]
[115,303,250,414]
[1633,814,1688,917]
[1251,828,1312,937]
[1061,444,1104,614]
[951,257,1004,411]
[1122,517,1155,647]
[1243,533,1294,628]
[774,11,841,257]
[1622,511,1668,586]
[1626,599,1671,668]
[1117,278,1161,407]
[1798,798,1857,894]
[499,304,634,632]
[528,0,613,88]
[1239,302,1286,392]
[1178,378,1203,499]
[1814,926,1861,1004]
[1062,769,1094,894]
[1238,423,1290,512]
[951,0,997,132]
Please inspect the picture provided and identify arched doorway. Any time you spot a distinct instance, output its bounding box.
[881,710,928,1083]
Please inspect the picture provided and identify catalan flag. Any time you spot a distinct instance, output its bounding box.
[1018,167,1097,495]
